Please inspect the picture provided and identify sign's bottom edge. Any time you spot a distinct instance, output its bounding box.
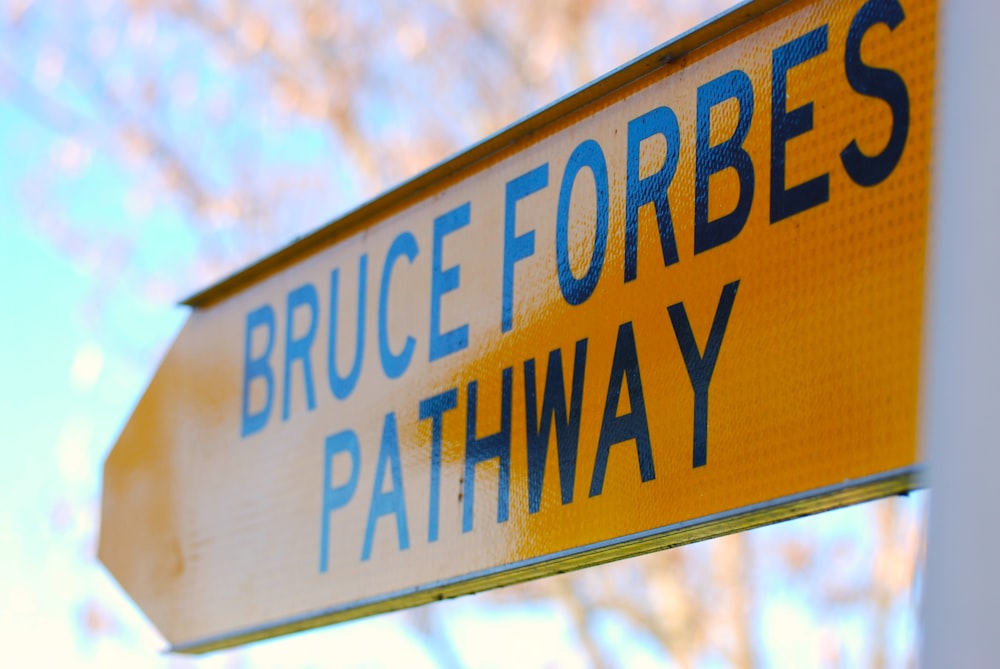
[169,465,922,654]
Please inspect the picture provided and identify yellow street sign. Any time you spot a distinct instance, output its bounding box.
[99,0,934,653]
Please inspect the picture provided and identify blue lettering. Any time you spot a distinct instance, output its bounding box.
[429,204,470,362]
[841,0,910,187]
[695,69,755,254]
[464,367,513,532]
[626,107,681,282]
[668,280,740,468]
[241,305,276,437]
[379,232,419,379]
[502,164,548,332]
[771,27,830,223]
[362,413,411,561]
[283,283,319,421]
[556,139,609,305]
[319,430,361,573]
[328,255,368,400]
[524,339,587,513]
[419,389,458,543]
[589,322,654,497]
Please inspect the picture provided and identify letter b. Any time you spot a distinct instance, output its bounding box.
[241,305,276,438]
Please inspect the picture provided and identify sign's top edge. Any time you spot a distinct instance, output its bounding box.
[182,0,789,309]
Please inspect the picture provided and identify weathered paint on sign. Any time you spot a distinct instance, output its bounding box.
[99,0,934,653]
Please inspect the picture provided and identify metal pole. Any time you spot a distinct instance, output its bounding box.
[921,0,1000,665]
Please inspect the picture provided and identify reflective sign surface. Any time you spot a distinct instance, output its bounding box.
[99,0,934,653]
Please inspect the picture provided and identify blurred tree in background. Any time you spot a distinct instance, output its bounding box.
[0,0,924,666]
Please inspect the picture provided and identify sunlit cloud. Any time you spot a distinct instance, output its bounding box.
[69,343,104,391]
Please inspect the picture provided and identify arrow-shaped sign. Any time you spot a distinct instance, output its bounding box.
[100,0,934,653]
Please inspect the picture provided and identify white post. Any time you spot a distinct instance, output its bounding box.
[921,0,1000,665]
